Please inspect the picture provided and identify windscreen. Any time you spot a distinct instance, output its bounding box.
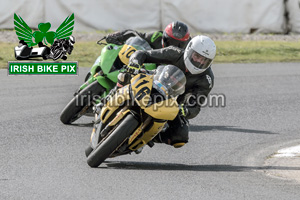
[125,36,152,51]
[153,65,186,98]
[119,36,152,65]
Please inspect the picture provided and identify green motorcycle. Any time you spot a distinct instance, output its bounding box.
[60,36,156,124]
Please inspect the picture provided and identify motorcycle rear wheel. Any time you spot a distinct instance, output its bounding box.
[87,114,139,168]
[60,81,104,124]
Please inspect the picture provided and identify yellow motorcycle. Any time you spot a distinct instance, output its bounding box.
[86,65,186,167]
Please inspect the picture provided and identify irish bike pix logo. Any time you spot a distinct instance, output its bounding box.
[8,13,78,75]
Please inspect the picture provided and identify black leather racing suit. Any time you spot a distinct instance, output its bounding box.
[106,30,164,49]
[129,46,214,119]
[128,46,214,145]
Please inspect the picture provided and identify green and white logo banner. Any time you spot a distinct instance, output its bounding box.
[8,61,78,75]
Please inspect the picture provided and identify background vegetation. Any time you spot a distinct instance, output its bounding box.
[1,40,300,69]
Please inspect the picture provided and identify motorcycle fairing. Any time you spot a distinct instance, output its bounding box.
[144,98,179,121]
[100,85,131,124]
[130,73,153,109]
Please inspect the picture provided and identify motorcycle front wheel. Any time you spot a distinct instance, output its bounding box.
[87,114,139,168]
[60,81,105,124]
[52,49,63,60]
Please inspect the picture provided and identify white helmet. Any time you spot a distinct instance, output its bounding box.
[184,35,216,74]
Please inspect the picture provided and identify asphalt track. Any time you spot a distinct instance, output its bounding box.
[1,63,300,200]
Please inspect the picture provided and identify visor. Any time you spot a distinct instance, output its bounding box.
[187,49,212,70]
[162,32,186,48]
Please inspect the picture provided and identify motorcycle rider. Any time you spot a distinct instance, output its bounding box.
[105,21,191,49]
[124,35,216,148]
[49,36,75,60]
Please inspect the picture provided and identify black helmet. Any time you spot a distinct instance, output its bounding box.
[162,21,190,48]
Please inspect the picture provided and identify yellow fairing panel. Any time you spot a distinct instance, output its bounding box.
[144,98,179,121]
[119,44,137,65]
[100,85,131,124]
[130,74,153,109]
[129,121,166,151]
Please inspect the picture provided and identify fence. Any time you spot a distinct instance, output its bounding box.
[1,0,300,33]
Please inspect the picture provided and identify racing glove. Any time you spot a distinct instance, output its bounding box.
[178,104,189,117]
[105,31,123,45]
[126,62,142,74]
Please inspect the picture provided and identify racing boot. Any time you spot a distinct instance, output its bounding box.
[152,115,189,148]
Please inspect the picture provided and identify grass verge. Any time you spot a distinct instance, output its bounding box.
[1,40,300,69]
[215,40,300,63]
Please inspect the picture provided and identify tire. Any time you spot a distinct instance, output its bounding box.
[53,49,63,60]
[85,145,93,157]
[84,72,91,82]
[60,81,104,124]
[42,47,50,60]
[87,114,139,168]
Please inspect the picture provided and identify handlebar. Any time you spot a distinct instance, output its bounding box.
[120,65,153,76]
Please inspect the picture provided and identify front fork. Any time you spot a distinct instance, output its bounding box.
[90,114,104,149]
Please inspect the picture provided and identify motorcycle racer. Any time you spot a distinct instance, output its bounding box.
[105,21,191,49]
[126,35,216,148]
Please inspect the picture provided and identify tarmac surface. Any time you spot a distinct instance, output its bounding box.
[1,63,300,200]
